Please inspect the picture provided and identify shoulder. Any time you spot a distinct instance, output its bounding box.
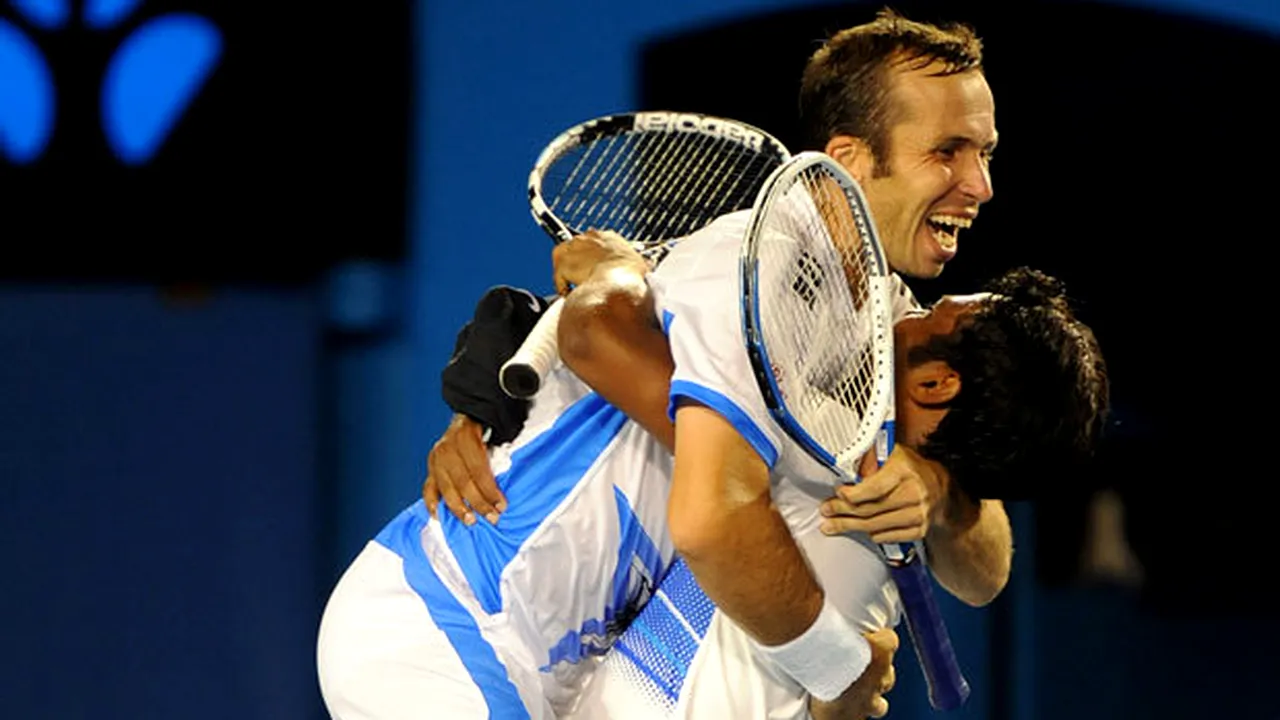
[889,273,922,322]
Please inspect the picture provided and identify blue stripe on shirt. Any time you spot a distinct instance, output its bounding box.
[662,309,675,336]
[608,559,714,705]
[375,504,530,719]
[544,485,667,669]
[669,379,779,467]
[610,486,664,615]
[439,392,629,613]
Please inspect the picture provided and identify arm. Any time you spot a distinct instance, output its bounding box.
[427,232,673,521]
[425,286,552,521]
[923,492,1012,607]
[557,248,675,450]
[668,404,824,644]
[819,445,1011,606]
[669,404,871,700]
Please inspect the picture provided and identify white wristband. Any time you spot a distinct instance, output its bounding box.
[751,597,871,702]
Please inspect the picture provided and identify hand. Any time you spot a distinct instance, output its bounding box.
[423,414,505,525]
[819,445,946,544]
[808,627,898,720]
[552,229,648,295]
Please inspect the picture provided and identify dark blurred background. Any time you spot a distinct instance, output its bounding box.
[2,0,1275,717]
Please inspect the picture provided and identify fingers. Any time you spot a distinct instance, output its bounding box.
[823,452,933,541]
[858,447,879,478]
[423,474,440,518]
[824,473,926,518]
[426,416,485,526]
[839,469,903,507]
[865,627,900,656]
[820,506,929,543]
[422,415,508,527]
[552,231,599,296]
[437,462,476,526]
[552,230,647,296]
[860,629,897,719]
[868,658,894,718]
[452,421,504,523]
[882,664,896,694]
[552,243,572,296]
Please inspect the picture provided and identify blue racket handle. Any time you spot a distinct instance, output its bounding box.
[889,559,971,710]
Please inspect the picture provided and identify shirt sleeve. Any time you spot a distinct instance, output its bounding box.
[889,273,923,322]
[647,213,786,469]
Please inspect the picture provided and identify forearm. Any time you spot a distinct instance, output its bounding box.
[679,484,824,644]
[558,262,675,450]
[672,405,872,701]
[669,405,822,644]
[924,497,1012,606]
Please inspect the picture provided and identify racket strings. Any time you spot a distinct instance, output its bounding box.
[610,130,711,238]
[756,165,886,462]
[544,129,781,245]
[628,134,764,239]
[625,131,766,239]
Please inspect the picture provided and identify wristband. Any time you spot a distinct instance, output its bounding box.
[752,596,871,702]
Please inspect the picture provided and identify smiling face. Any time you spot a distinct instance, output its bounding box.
[833,61,998,279]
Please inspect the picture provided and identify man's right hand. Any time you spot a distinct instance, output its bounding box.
[808,627,899,720]
[423,414,505,525]
[552,229,648,296]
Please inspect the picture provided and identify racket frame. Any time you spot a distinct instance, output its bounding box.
[499,111,790,399]
[739,151,970,710]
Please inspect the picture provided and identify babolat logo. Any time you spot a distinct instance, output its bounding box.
[0,0,222,166]
[635,112,766,152]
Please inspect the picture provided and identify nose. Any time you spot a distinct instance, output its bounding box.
[959,153,994,204]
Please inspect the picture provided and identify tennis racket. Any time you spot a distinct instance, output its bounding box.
[497,111,790,399]
[740,151,969,711]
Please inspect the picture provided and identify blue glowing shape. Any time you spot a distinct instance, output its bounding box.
[8,0,70,30]
[100,13,222,165]
[0,18,55,164]
[84,0,145,30]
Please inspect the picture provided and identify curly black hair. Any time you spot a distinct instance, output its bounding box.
[911,268,1110,500]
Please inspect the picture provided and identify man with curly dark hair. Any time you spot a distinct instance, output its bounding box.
[547,254,1108,720]
[903,267,1110,502]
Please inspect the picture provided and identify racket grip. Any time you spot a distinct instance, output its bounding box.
[499,298,565,399]
[890,560,970,710]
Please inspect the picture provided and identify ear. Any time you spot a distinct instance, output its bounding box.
[824,134,876,184]
[904,360,961,407]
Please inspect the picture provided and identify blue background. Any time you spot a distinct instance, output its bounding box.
[2,0,1277,717]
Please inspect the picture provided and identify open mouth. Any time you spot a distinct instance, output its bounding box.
[925,213,972,252]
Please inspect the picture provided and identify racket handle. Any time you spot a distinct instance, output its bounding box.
[499,298,565,399]
[890,560,971,710]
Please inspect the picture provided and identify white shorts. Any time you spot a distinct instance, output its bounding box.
[316,533,555,720]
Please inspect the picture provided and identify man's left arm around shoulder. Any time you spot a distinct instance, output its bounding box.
[819,445,1012,606]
